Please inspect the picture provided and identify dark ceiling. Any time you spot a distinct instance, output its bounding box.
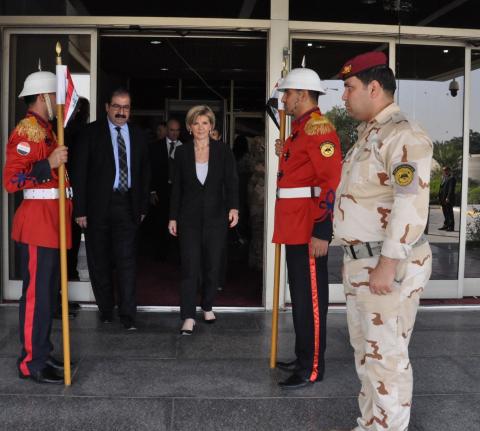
[2,0,479,30]
[98,35,267,111]
[290,0,479,29]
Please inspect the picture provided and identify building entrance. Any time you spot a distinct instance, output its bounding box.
[95,31,267,307]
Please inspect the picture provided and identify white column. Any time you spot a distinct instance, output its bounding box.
[264,0,289,309]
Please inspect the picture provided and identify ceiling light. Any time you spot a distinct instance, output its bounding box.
[443,49,449,54]
[307,43,313,47]
[150,40,162,45]
[160,67,168,71]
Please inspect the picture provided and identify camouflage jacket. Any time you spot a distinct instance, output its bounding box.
[333,103,433,260]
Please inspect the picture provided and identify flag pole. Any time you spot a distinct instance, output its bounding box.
[269,62,288,369]
[55,42,72,386]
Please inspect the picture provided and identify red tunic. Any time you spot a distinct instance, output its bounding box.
[3,111,72,249]
[272,107,342,245]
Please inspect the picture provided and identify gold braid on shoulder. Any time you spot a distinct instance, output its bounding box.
[304,113,336,136]
[16,117,46,143]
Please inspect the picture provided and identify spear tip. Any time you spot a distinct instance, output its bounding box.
[56,42,62,56]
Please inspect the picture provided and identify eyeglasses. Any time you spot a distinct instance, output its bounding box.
[110,104,131,111]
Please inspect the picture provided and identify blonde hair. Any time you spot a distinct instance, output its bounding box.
[185,105,216,131]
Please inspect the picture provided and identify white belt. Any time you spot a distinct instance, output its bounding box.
[276,186,321,199]
[23,187,73,200]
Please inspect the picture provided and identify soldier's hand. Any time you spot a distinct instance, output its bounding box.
[275,139,284,157]
[168,220,177,236]
[76,216,87,229]
[369,256,398,295]
[48,146,68,169]
[310,237,328,257]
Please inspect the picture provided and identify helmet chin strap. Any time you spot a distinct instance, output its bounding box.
[43,94,55,121]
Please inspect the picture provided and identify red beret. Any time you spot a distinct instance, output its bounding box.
[339,51,388,80]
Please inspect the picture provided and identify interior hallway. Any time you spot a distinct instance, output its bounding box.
[0,306,479,430]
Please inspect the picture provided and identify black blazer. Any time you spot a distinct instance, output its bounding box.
[149,137,170,195]
[169,139,239,229]
[71,118,151,223]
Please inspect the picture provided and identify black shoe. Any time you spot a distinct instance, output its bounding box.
[99,313,113,324]
[276,359,300,372]
[69,302,81,311]
[46,356,64,370]
[278,373,322,389]
[447,227,454,232]
[121,318,137,331]
[19,365,63,384]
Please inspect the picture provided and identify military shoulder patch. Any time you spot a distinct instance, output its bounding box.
[320,141,335,158]
[305,113,336,136]
[16,117,45,144]
[392,162,418,194]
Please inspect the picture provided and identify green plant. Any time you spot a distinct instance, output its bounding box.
[325,106,360,156]
[469,186,480,205]
[433,139,462,178]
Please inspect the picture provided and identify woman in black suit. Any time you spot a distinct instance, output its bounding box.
[168,105,239,334]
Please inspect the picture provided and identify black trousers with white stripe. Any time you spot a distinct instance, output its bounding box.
[285,244,329,381]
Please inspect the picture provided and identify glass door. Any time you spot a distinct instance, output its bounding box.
[464,48,480,297]
[1,28,97,301]
[395,41,465,298]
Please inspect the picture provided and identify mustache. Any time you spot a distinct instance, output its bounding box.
[115,114,127,119]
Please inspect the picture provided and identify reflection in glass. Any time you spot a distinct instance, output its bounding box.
[396,44,464,280]
[465,50,480,278]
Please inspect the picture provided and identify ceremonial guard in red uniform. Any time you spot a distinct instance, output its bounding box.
[273,68,342,389]
[3,70,71,384]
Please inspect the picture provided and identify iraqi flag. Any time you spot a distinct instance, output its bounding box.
[56,65,79,127]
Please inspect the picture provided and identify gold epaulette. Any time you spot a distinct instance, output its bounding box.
[16,116,46,143]
[304,112,336,136]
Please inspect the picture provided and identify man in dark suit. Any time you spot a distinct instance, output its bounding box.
[439,166,456,232]
[149,118,182,260]
[72,88,150,330]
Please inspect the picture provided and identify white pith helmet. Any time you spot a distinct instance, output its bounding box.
[277,68,326,94]
[18,71,56,98]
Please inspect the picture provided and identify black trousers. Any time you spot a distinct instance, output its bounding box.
[179,224,226,320]
[85,191,138,320]
[442,202,455,229]
[17,242,58,375]
[285,244,329,381]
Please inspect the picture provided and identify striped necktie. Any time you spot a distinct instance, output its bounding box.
[115,126,128,192]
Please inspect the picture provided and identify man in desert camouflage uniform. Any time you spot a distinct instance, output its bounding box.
[332,52,433,431]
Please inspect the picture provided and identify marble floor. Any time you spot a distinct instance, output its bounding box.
[0,306,479,430]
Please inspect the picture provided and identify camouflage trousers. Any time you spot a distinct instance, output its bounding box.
[343,242,432,431]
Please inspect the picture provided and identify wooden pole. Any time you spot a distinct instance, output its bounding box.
[269,65,288,369]
[269,110,286,369]
[55,41,72,386]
